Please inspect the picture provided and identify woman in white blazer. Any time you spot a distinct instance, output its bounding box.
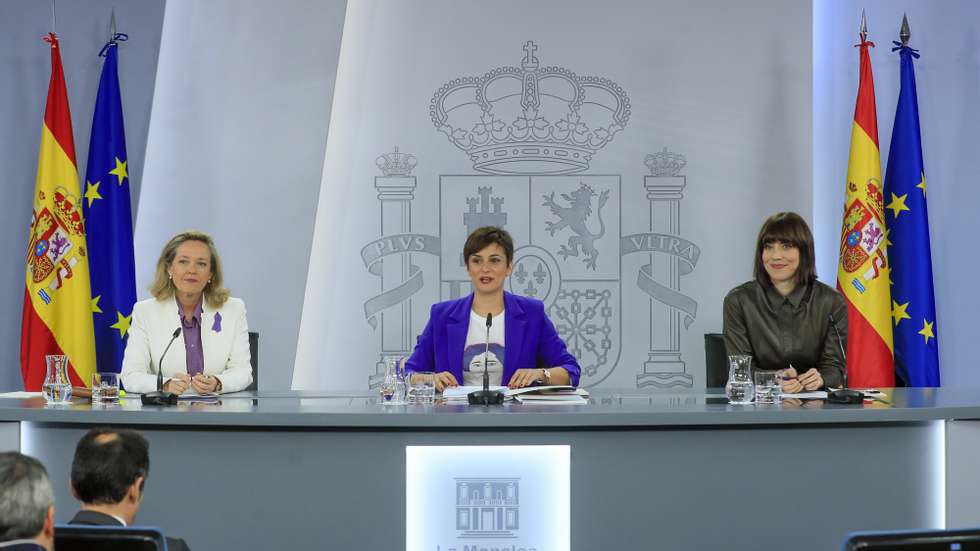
[121,231,252,395]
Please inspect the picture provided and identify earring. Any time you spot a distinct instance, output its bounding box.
[168,273,172,280]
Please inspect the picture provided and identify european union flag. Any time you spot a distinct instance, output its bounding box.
[883,40,940,386]
[82,35,136,375]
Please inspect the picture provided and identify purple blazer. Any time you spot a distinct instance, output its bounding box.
[405,292,581,386]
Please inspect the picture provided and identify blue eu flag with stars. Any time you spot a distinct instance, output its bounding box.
[884,41,940,386]
[82,35,137,375]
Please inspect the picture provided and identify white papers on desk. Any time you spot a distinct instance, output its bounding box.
[0,391,42,398]
[780,391,828,399]
[441,386,508,401]
[176,392,220,403]
[781,389,885,400]
[508,385,590,404]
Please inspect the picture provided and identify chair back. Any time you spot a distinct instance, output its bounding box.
[844,527,980,550]
[247,331,258,391]
[55,524,168,551]
[703,333,728,388]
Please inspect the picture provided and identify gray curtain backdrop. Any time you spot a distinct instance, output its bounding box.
[132,0,347,391]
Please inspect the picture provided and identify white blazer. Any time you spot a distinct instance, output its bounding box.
[120,296,253,394]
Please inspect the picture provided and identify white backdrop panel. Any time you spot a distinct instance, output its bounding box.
[295,0,812,391]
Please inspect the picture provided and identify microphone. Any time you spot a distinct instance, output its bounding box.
[468,312,505,406]
[141,328,182,406]
[826,314,863,404]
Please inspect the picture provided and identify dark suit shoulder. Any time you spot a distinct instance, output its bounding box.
[68,510,123,526]
[809,280,845,304]
[724,281,760,303]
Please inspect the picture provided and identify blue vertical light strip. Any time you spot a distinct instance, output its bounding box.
[932,420,946,529]
[811,0,849,284]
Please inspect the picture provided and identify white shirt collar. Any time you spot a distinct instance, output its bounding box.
[0,539,44,548]
[108,513,128,526]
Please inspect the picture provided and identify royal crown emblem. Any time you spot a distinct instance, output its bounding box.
[376,146,417,177]
[644,147,687,177]
[430,41,630,175]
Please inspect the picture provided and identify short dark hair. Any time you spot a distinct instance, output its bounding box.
[463,226,514,266]
[71,428,150,505]
[0,452,53,542]
[753,212,817,288]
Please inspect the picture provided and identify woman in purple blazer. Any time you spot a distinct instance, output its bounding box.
[405,227,581,391]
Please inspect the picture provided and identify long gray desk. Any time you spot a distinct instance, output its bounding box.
[1,388,978,551]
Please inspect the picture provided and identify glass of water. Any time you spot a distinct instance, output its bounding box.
[91,372,120,405]
[753,370,780,404]
[725,354,755,405]
[409,371,436,404]
[43,354,72,404]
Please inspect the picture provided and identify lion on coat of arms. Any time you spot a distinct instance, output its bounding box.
[542,183,610,270]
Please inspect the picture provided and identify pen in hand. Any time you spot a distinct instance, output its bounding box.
[781,364,798,381]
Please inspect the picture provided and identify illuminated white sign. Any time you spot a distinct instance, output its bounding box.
[407,445,570,551]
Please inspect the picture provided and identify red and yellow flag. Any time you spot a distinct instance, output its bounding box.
[836,36,894,387]
[20,34,96,390]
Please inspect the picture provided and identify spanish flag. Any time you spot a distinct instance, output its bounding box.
[20,34,97,391]
[837,33,894,387]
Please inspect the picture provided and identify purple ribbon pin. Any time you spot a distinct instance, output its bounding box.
[212,312,222,333]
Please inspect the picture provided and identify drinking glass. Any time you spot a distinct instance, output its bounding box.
[725,354,754,405]
[753,370,780,404]
[92,372,120,405]
[409,371,436,404]
[43,354,72,404]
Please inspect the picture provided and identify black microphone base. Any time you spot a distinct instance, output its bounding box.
[467,389,505,406]
[141,391,179,406]
[827,388,864,404]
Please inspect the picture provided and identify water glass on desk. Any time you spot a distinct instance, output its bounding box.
[92,372,120,405]
[42,354,72,404]
[753,370,780,404]
[408,371,435,404]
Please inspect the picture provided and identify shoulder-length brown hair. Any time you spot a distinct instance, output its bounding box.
[149,231,231,309]
[753,212,817,288]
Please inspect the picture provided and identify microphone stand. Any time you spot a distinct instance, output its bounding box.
[141,327,182,406]
[468,312,505,406]
[826,314,864,404]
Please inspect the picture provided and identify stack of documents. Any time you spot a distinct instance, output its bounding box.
[507,385,590,405]
[176,392,220,404]
[440,385,590,404]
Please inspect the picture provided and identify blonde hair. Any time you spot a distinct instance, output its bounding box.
[149,230,231,309]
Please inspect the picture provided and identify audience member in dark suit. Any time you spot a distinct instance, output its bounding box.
[68,428,191,551]
[0,452,55,551]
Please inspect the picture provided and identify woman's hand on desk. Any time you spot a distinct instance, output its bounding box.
[163,373,191,395]
[797,368,824,391]
[779,367,804,394]
[191,374,219,394]
[433,372,458,392]
[508,368,544,389]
